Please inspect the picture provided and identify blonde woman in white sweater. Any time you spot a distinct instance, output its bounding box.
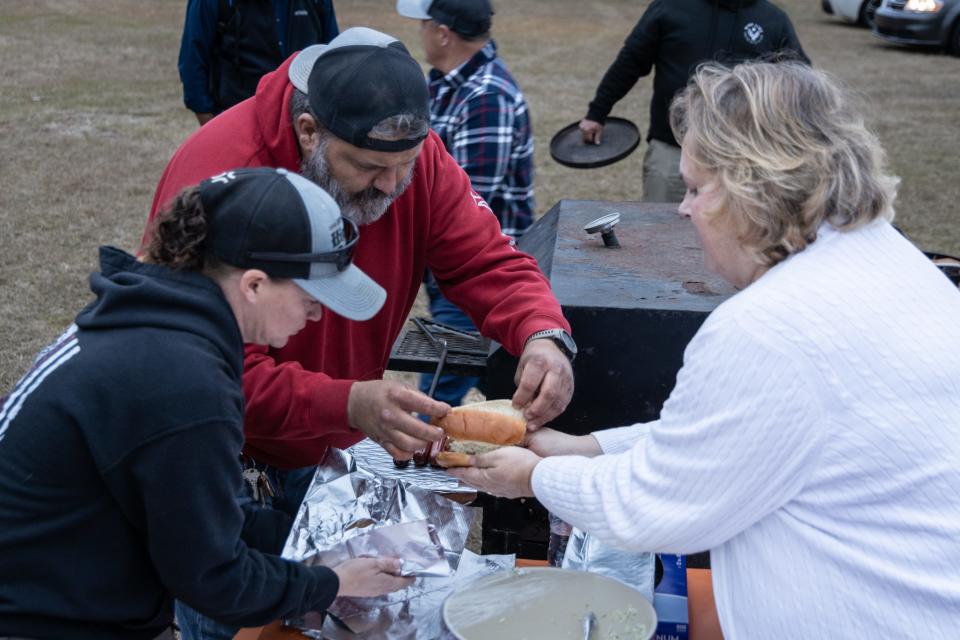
[450,61,960,639]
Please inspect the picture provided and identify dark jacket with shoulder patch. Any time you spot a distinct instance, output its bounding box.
[586,0,809,147]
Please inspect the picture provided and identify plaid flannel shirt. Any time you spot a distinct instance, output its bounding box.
[428,41,534,239]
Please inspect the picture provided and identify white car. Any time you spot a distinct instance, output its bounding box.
[822,0,882,26]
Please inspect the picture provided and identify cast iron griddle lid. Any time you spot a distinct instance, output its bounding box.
[550,117,641,169]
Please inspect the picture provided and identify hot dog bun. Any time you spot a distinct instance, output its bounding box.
[434,451,473,468]
[431,400,526,468]
[433,399,526,445]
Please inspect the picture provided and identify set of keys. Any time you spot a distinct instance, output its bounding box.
[241,467,276,504]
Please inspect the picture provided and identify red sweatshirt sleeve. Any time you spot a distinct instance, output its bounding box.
[241,345,364,467]
[422,137,570,354]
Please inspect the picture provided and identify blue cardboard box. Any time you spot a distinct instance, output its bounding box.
[653,554,689,640]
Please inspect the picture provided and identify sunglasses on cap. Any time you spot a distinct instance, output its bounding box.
[246,217,360,272]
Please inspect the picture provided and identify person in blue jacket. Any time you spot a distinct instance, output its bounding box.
[178,0,338,125]
[0,168,407,640]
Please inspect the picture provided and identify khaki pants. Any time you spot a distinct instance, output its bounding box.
[641,138,685,203]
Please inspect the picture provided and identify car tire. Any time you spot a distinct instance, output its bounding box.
[950,20,960,56]
[859,0,881,28]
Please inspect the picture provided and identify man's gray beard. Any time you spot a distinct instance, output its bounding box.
[300,140,414,226]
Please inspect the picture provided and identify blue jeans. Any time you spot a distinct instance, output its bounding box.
[175,602,238,640]
[176,465,316,640]
[418,274,481,407]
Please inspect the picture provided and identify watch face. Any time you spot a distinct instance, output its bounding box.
[546,331,576,359]
[529,330,577,360]
[560,332,577,354]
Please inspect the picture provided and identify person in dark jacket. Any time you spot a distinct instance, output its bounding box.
[178,0,339,125]
[0,168,408,640]
[579,0,809,203]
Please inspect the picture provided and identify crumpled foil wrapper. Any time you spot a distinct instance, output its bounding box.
[349,438,471,496]
[282,442,514,639]
[561,526,656,603]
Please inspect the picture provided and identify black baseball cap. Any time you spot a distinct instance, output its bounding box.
[200,167,386,321]
[396,0,494,38]
[287,27,429,153]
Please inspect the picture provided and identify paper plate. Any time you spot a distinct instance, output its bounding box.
[443,567,657,640]
[550,117,642,169]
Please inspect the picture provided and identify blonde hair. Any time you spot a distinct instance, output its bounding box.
[670,61,899,266]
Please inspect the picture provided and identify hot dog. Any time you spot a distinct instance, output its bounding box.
[429,399,526,467]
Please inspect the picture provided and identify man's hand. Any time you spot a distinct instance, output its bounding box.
[332,557,413,598]
[195,112,214,126]
[348,380,448,460]
[579,118,604,145]
[525,427,603,458]
[513,339,573,431]
[446,447,541,499]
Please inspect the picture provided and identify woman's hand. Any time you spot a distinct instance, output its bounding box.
[525,427,603,458]
[446,446,542,499]
[332,557,413,598]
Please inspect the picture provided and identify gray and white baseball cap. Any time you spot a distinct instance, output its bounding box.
[288,26,430,152]
[200,167,386,321]
[288,27,399,94]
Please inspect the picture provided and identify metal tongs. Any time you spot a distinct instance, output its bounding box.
[414,317,449,399]
[393,318,449,468]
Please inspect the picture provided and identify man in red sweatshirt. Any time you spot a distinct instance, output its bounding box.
[145,26,575,474]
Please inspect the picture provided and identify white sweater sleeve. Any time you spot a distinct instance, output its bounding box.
[592,422,653,454]
[531,313,827,554]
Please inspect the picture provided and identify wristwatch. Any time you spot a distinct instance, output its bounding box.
[525,329,578,362]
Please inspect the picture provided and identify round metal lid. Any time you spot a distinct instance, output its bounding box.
[584,212,621,234]
[550,117,642,169]
[443,566,657,639]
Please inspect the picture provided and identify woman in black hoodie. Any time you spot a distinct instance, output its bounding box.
[0,168,406,640]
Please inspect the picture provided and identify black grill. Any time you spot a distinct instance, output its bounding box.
[388,318,490,376]
[888,0,907,9]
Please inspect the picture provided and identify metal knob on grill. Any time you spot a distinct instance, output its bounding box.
[584,212,622,248]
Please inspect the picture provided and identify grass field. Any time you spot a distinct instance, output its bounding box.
[1,0,958,391]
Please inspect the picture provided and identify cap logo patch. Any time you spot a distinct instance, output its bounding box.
[329,222,345,249]
[743,23,764,45]
[210,170,238,185]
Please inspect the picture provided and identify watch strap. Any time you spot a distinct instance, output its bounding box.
[525,329,577,361]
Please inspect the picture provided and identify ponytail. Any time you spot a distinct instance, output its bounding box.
[144,187,216,271]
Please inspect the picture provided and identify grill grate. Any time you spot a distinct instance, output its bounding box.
[388,318,490,376]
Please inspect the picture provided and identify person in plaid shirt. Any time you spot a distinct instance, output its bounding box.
[397,0,537,406]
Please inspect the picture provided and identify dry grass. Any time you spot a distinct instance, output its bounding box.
[1,0,958,391]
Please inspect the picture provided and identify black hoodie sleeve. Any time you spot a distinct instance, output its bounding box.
[241,501,294,555]
[102,420,339,626]
[586,0,664,124]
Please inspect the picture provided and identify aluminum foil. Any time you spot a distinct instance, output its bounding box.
[282,443,514,638]
[349,438,472,496]
[299,519,449,578]
[561,527,656,603]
